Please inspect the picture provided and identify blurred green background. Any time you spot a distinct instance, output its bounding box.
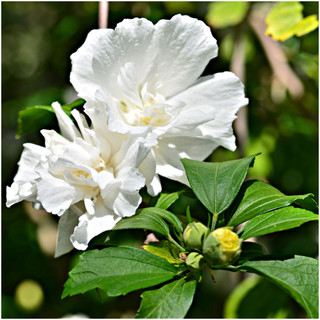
[2,2,318,318]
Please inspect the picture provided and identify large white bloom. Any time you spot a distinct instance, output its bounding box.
[70,14,248,192]
[6,102,157,256]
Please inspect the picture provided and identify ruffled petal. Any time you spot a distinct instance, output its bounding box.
[138,150,159,196]
[147,14,218,97]
[154,137,219,184]
[70,18,156,100]
[147,174,162,196]
[70,14,217,102]
[113,188,142,218]
[6,143,49,207]
[36,166,78,216]
[168,71,248,151]
[112,132,158,172]
[70,196,121,250]
[55,208,81,257]
[156,107,215,138]
[52,102,81,141]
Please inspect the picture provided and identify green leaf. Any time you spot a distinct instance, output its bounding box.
[139,207,184,234]
[113,210,170,237]
[135,278,197,318]
[227,180,317,227]
[181,155,256,215]
[62,247,180,298]
[16,99,85,138]
[239,206,318,240]
[143,241,184,265]
[265,2,318,41]
[240,255,319,318]
[155,191,182,210]
[206,2,249,29]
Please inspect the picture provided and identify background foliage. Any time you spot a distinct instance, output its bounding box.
[2,2,318,318]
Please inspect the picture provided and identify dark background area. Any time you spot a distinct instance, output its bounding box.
[2,2,318,318]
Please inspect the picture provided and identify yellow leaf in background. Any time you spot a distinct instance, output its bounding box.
[295,15,319,37]
[206,2,249,29]
[265,2,319,41]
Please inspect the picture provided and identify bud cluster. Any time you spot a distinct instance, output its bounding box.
[183,222,242,271]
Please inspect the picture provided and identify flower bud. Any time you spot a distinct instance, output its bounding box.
[186,252,205,271]
[183,222,208,251]
[203,227,241,266]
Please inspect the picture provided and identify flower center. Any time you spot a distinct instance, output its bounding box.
[118,83,172,127]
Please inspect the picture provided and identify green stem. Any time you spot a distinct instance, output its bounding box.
[214,265,239,272]
[168,235,186,252]
[211,213,218,231]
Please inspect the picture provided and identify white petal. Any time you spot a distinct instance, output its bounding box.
[147,174,162,196]
[113,189,142,218]
[36,166,78,216]
[6,181,37,207]
[158,107,215,138]
[14,143,48,181]
[70,18,156,100]
[71,109,92,143]
[70,14,217,114]
[148,14,218,97]
[117,167,146,192]
[41,129,70,155]
[100,178,122,208]
[138,149,157,194]
[6,143,49,207]
[154,137,219,185]
[84,197,95,215]
[55,208,81,257]
[70,196,121,250]
[112,132,157,173]
[168,72,248,151]
[52,102,81,141]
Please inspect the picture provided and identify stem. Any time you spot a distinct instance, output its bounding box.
[168,235,186,252]
[99,1,109,29]
[210,213,218,231]
[214,265,239,272]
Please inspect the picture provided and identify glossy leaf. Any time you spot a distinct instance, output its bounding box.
[240,206,318,240]
[113,210,170,237]
[16,99,85,138]
[240,255,319,318]
[155,191,182,210]
[265,2,318,41]
[62,247,179,298]
[135,278,197,318]
[139,207,184,234]
[181,155,256,215]
[206,2,249,29]
[227,180,317,227]
[143,241,184,265]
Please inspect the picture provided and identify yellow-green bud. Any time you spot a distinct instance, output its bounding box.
[186,252,205,271]
[183,222,208,251]
[203,227,242,266]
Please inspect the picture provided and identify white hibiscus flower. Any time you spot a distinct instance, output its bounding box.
[70,14,248,194]
[6,102,157,256]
